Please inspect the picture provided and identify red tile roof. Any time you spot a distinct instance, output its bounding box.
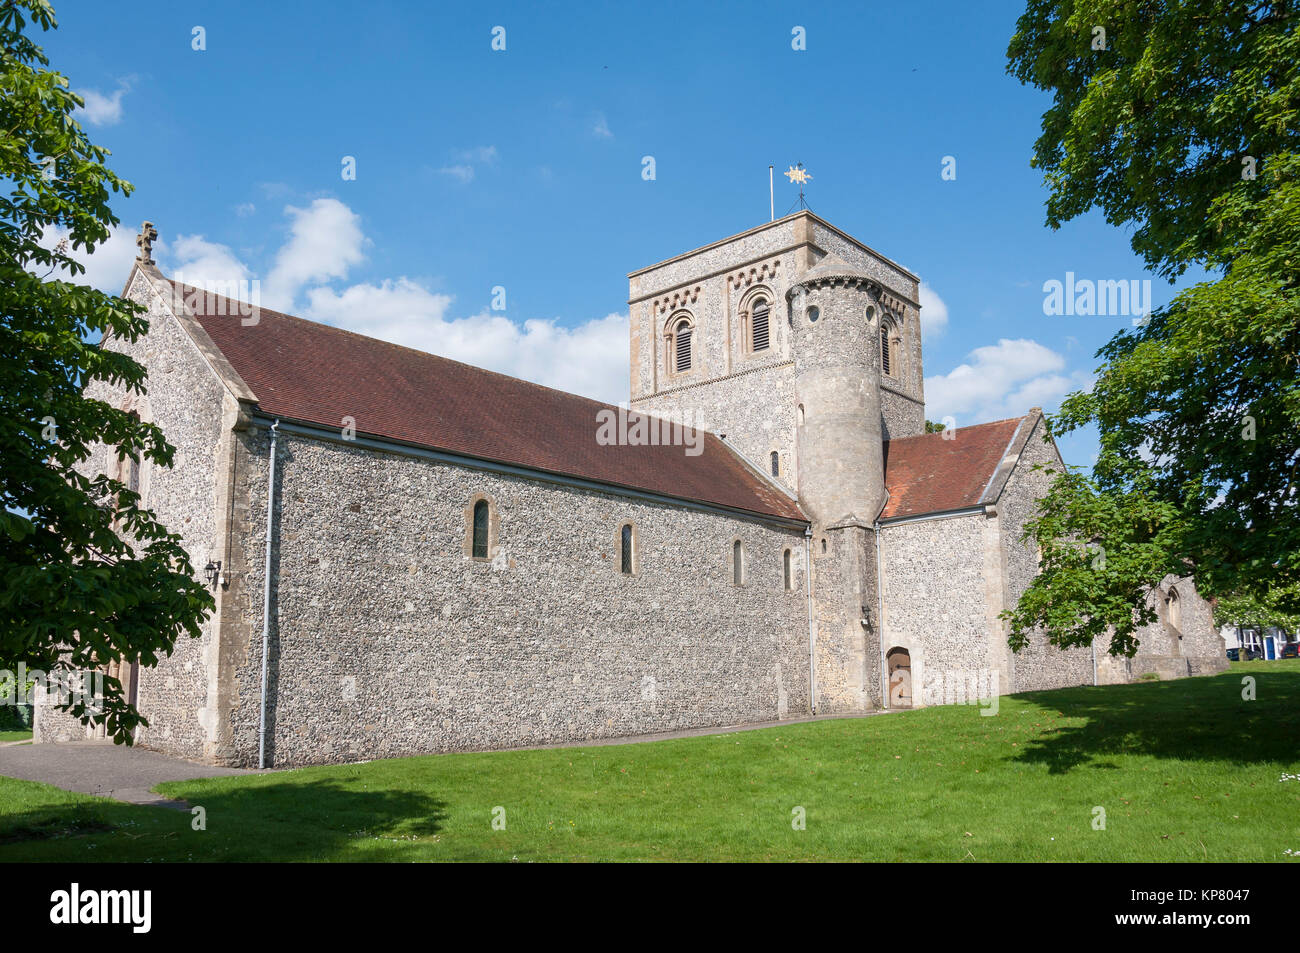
[881,416,1030,520]
[172,281,806,522]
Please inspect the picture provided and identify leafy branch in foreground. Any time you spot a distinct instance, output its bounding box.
[1003,1,1299,652]
[0,0,212,741]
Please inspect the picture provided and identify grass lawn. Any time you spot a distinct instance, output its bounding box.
[2,660,1298,862]
[0,730,32,744]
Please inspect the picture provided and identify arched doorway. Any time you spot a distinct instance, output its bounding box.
[886,647,912,709]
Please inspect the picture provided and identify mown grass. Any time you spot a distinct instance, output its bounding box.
[0,731,32,744]
[2,661,1297,862]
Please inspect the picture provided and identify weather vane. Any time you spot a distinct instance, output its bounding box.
[783,163,812,212]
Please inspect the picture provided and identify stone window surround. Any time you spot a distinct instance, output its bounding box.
[463,492,501,561]
[617,520,638,576]
[737,284,775,358]
[1161,585,1184,653]
[782,546,794,591]
[664,310,698,379]
[880,313,903,383]
[731,536,747,587]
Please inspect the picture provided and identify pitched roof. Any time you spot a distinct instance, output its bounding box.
[881,415,1036,521]
[165,279,806,522]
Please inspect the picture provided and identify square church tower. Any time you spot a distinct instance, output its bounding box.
[627,211,925,503]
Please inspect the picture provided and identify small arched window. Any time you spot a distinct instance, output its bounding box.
[1167,588,1182,631]
[733,540,745,586]
[123,411,142,496]
[807,305,820,323]
[674,319,693,372]
[783,549,793,591]
[751,299,770,351]
[881,325,893,376]
[620,523,634,575]
[472,499,489,558]
[770,451,780,477]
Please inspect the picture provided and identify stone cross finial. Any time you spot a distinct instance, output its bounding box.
[135,221,158,265]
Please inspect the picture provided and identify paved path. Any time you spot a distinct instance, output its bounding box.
[0,741,253,810]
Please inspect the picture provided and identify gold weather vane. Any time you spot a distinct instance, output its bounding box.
[783,163,812,212]
[783,164,812,185]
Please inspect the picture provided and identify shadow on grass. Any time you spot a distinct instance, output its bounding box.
[0,809,115,845]
[1012,667,1300,775]
[169,777,450,860]
[6,777,448,862]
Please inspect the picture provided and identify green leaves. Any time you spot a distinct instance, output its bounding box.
[1005,2,1300,652]
[1,1,213,741]
[1008,0,1300,278]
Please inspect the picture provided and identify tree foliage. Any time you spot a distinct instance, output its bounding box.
[0,0,212,740]
[1003,1,1299,653]
[1214,582,1300,634]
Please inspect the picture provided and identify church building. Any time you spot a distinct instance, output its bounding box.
[36,212,1226,766]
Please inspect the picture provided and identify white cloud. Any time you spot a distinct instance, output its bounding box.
[924,338,1090,426]
[235,202,256,217]
[75,79,132,126]
[302,279,630,405]
[455,146,498,163]
[592,113,613,139]
[438,164,476,183]
[263,198,365,309]
[36,223,138,292]
[438,146,497,184]
[104,199,629,403]
[168,234,252,291]
[918,281,948,339]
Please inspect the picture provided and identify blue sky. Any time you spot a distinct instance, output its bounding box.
[43,0,1206,469]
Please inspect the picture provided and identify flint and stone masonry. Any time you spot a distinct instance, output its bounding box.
[36,212,1226,765]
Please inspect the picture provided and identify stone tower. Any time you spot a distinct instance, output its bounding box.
[628,211,925,712]
[787,255,887,525]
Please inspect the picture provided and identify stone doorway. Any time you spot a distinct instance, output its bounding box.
[887,647,912,709]
[89,658,138,740]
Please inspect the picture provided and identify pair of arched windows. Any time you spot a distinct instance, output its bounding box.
[734,541,795,591]
[471,496,794,590]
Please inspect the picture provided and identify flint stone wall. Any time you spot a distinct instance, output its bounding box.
[35,270,222,753]
[225,429,810,766]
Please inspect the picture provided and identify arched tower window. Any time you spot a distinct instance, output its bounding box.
[770,451,780,477]
[783,548,793,591]
[674,318,693,372]
[620,523,634,575]
[880,323,893,376]
[471,500,489,558]
[732,540,745,586]
[751,299,770,351]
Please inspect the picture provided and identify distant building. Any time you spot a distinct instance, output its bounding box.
[1220,625,1295,659]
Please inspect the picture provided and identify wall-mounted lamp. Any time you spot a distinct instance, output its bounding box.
[203,560,222,588]
[860,604,874,631]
